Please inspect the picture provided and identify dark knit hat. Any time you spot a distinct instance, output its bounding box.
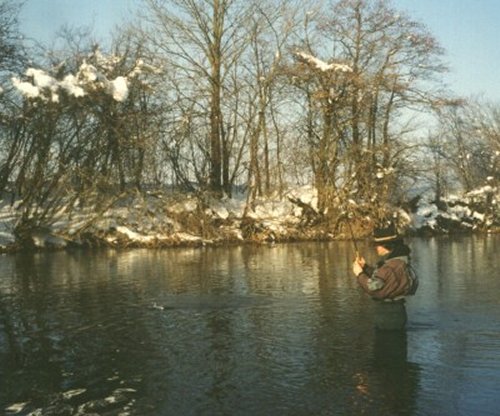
[373,222,400,244]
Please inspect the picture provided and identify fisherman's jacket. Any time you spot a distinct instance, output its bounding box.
[357,250,416,300]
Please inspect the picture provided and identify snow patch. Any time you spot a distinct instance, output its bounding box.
[0,183,497,251]
[109,76,128,102]
[296,51,353,73]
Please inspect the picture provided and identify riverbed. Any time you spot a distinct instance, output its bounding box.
[1,235,499,415]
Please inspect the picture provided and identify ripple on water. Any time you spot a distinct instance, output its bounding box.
[1,238,500,416]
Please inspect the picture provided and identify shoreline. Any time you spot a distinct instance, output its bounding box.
[1,223,497,255]
[1,185,498,254]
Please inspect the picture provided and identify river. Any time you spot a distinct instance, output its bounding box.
[0,235,499,415]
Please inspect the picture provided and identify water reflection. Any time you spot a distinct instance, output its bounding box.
[0,235,498,415]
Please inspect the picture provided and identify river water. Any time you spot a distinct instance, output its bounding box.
[0,235,499,415]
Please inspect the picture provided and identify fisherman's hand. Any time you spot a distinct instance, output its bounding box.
[352,260,363,276]
[355,255,366,268]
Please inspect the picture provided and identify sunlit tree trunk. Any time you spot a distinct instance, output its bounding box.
[209,0,224,195]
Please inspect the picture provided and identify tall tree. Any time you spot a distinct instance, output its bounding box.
[243,0,303,200]
[0,0,27,193]
[437,99,500,192]
[289,0,447,215]
[139,0,251,196]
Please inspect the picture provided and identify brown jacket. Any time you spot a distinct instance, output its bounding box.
[357,256,412,300]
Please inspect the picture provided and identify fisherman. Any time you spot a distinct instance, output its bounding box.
[352,222,418,330]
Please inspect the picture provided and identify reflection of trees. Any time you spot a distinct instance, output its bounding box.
[204,312,236,414]
[0,254,65,405]
[414,235,490,308]
[4,237,497,414]
[408,236,500,415]
[0,251,170,412]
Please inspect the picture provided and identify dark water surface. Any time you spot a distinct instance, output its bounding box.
[1,236,499,415]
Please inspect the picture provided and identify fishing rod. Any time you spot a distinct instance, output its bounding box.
[339,196,360,259]
[345,213,360,259]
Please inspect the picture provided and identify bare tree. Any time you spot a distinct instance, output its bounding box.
[287,0,447,219]
[0,0,25,75]
[138,0,252,196]
[242,0,304,201]
[437,99,500,192]
[6,26,159,241]
[0,0,27,193]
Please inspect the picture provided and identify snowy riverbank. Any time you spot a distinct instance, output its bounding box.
[0,184,498,252]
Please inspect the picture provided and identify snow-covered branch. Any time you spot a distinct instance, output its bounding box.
[295,51,353,73]
[11,49,154,103]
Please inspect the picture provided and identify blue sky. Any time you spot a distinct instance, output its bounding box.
[394,0,500,102]
[19,0,137,45]
[18,0,500,102]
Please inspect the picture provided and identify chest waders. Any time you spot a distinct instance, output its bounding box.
[372,298,407,330]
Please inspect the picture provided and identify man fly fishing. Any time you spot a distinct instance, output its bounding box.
[351,222,418,330]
